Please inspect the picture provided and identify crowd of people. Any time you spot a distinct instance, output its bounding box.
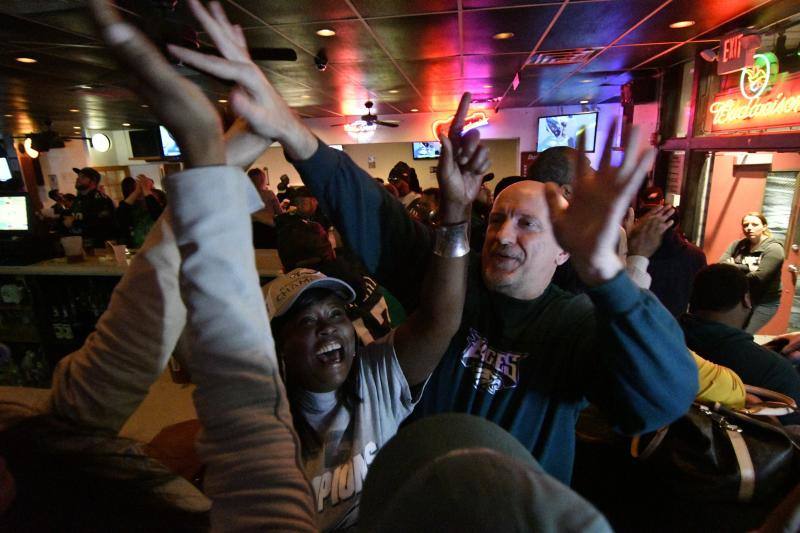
[1,0,799,531]
[42,169,166,249]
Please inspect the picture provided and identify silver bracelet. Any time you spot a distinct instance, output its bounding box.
[433,221,470,258]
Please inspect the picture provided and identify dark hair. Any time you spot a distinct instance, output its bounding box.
[63,193,76,202]
[271,288,361,457]
[527,146,591,186]
[47,189,61,201]
[689,264,749,312]
[121,176,137,199]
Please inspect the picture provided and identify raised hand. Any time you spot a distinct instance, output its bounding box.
[627,205,675,258]
[545,123,657,286]
[87,0,224,168]
[169,0,317,161]
[436,93,491,224]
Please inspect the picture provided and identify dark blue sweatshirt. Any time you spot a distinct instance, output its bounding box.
[293,143,698,483]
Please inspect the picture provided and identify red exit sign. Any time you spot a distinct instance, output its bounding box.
[718,32,760,75]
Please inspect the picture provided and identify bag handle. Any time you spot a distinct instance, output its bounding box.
[744,385,798,409]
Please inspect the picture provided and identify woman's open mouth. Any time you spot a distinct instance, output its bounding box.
[315,341,344,365]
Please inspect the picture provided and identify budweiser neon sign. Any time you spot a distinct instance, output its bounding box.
[431,111,489,139]
[708,53,800,132]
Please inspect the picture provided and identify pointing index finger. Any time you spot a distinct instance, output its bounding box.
[448,92,472,143]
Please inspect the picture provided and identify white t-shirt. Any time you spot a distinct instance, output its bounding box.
[293,339,420,531]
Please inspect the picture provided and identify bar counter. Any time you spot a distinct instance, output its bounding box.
[0,249,283,386]
[0,249,284,278]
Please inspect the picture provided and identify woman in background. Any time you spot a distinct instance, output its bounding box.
[720,212,784,333]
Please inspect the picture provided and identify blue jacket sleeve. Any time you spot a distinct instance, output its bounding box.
[292,143,433,312]
[584,273,699,434]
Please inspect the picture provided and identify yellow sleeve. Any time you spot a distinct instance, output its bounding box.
[692,351,746,409]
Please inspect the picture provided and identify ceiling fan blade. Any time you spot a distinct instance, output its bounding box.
[376,120,400,128]
[249,48,298,61]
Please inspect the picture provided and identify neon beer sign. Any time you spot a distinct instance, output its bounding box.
[431,111,489,139]
[708,52,800,131]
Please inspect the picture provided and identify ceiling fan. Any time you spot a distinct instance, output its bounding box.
[330,101,400,129]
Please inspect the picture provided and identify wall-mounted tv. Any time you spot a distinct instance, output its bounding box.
[159,126,181,158]
[412,141,441,160]
[536,112,598,152]
[0,158,12,183]
[0,194,30,232]
[129,128,161,158]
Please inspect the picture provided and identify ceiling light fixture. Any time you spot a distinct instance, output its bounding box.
[218,99,228,103]
[79,85,92,89]
[122,122,131,127]
[73,126,81,130]
[669,20,695,29]
[3,114,11,118]
[580,100,589,104]
[483,84,493,89]
[492,32,514,40]
[91,133,111,153]
[388,89,399,94]
[23,137,39,158]
[141,104,149,108]
[580,79,592,83]
[16,57,37,64]
[69,108,80,113]
[410,108,419,112]
[301,95,311,99]
[316,28,336,37]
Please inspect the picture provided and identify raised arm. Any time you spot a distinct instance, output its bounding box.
[393,94,490,385]
[167,6,435,308]
[89,0,314,529]
[546,124,698,433]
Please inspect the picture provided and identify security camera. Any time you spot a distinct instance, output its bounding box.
[314,50,328,72]
[700,49,718,62]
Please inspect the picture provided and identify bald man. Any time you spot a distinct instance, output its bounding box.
[288,122,697,484]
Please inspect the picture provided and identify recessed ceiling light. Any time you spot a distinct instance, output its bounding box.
[580,100,589,104]
[316,28,336,37]
[483,84,493,89]
[73,126,81,130]
[410,108,419,112]
[218,99,228,103]
[3,114,12,118]
[141,104,149,108]
[669,20,695,29]
[580,79,592,83]
[79,85,92,89]
[122,122,131,126]
[69,108,80,113]
[16,57,37,64]
[492,32,515,40]
[301,95,311,99]
[388,89,399,94]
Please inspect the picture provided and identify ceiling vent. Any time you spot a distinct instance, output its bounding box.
[527,48,599,66]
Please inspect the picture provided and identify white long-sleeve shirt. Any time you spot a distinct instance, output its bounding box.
[50,166,316,531]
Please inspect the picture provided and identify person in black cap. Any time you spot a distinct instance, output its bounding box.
[65,167,116,248]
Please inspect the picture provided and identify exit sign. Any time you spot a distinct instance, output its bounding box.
[718,32,760,75]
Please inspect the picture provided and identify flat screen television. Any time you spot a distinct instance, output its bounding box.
[0,158,12,183]
[412,141,441,160]
[536,112,598,152]
[0,194,30,232]
[159,126,181,158]
[129,127,162,158]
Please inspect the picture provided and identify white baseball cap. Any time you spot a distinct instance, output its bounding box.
[262,268,356,319]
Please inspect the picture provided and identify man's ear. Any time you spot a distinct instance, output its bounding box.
[555,250,570,266]
[743,291,753,310]
[560,184,573,202]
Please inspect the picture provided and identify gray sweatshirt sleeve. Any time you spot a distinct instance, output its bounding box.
[166,166,315,532]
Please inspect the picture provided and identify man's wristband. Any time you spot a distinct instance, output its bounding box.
[433,221,470,258]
